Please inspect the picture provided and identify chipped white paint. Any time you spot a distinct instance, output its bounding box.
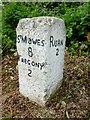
[16,16,66,106]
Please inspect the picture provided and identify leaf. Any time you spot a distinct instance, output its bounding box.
[13,52,18,57]
[16,65,18,71]
[10,48,15,52]
[66,110,70,119]
[61,101,66,108]
[76,80,81,85]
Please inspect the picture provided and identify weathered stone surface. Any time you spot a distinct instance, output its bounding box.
[16,16,66,106]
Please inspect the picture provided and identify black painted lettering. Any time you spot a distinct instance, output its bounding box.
[28,60,31,65]
[17,35,22,43]
[40,63,44,70]
[37,39,40,46]
[50,36,54,47]
[50,36,64,48]
[28,47,33,57]
[28,38,32,44]
[31,61,35,66]
[35,62,40,68]
[41,40,45,46]
[22,35,27,43]
[58,39,61,46]
[17,35,45,47]
[33,38,37,45]
[54,40,58,47]
[61,40,63,45]
[21,58,27,64]
[28,69,32,77]
[56,48,59,56]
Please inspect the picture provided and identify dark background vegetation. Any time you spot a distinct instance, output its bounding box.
[2,2,90,55]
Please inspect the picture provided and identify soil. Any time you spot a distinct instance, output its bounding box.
[2,49,90,119]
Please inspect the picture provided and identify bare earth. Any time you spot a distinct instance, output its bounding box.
[2,49,90,119]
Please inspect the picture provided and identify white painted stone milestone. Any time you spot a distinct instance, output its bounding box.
[16,16,66,106]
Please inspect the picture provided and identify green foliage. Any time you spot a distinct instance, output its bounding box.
[2,2,31,52]
[2,2,90,54]
[0,6,2,58]
[1,118,11,120]
[61,2,90,42]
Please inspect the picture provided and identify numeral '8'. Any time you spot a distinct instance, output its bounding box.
[28,47,33,57]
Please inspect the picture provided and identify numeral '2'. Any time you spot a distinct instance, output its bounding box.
[56,48,59,56]
[28,69,32,77]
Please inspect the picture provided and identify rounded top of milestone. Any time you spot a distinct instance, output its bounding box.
[16,16,64,30]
